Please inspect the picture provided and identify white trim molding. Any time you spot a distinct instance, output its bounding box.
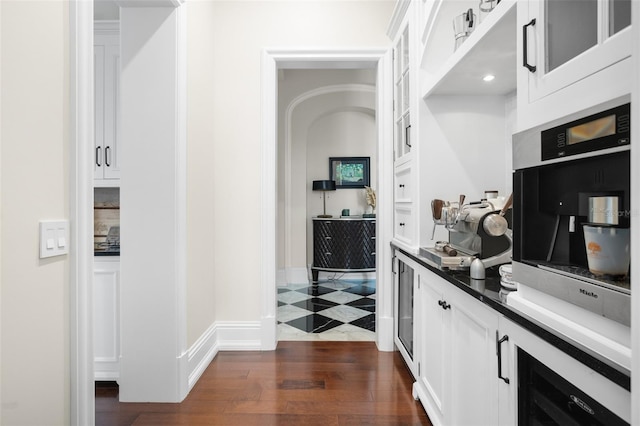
[261,48,394,352]
[69,0,96,424]
[187,323,219,390]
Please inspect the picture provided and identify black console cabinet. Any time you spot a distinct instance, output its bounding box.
[311,217,376,282]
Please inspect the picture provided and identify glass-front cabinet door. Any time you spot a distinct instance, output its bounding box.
[522,0,631,103]
[394,26,412,164]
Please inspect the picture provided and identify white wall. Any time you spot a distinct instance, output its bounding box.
[0,1,70,424]
[420,94,511,244]
[305,108,377,264]
[186,1,394,329]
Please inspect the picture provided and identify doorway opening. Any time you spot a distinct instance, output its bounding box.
[261,50,395,350]
[276,70,377,341]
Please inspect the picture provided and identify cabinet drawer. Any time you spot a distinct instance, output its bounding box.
[395,167,413,202]
[394,206,414,244]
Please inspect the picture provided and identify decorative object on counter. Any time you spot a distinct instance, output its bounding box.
[453,8,476,51]
[341,209,350,217]
[478,0,500,23]
[312,180,336,218]
[363,186,376,217]
[329,157,370,188]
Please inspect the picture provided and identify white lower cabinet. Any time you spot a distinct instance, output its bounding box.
[94,258,120,380]
[413,268,508,426]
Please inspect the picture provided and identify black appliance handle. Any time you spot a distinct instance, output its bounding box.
[523,18,537,73]
[496,331,510,384]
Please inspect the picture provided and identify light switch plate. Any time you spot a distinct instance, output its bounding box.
[40,220,69,258]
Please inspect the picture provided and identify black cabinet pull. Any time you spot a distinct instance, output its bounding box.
[496,331,510,384]
[105,146,111,167]
[438,300,451,310]
[392,255,397,274]
[96,146,102,167]
[399,222,405,227]
[399,184,405,188]
[405,124,412,148]
[523,18,537,73]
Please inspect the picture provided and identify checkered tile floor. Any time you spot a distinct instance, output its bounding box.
[277,279,376,341]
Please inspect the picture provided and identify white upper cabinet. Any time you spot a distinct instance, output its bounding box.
[421,0,517,98]
[95,22,121,186]
[394,24,413,164]
[517,0,632,129]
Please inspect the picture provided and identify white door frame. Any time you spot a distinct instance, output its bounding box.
[69,1,95,424]
[261,49,395,351]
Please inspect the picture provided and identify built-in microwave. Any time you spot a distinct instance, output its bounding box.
[512,98,631,326]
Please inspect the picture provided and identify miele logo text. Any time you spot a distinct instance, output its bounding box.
[570,395,595,415]
[579,289,598,299]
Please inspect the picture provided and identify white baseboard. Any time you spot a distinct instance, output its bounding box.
[376,314,395,352]
[277,267,310,286]
[187,323,219,391]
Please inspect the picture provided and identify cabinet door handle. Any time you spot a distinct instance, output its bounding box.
[438,300,451,310]
[325,252,332,256]
[399,222,405,227]
[324,236,332,240]
[496,331,510,384]
[105,146,111,167]
[392,255,397,274]
[405,124,412,148]
[371,252,376,256]
[522,18,537,73]
[399,184,405,188]
[96,146,102,167]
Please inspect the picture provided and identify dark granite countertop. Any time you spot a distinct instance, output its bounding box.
[393,244,630,391]
[94,250,120,257]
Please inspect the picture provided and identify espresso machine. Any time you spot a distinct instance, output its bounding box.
[420,194,513,270]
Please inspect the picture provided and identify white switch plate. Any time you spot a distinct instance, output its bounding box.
[40,220,69,258]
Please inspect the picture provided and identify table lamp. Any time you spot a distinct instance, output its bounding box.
[312,180,336,218]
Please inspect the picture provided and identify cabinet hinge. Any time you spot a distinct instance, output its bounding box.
[417,362,421,376]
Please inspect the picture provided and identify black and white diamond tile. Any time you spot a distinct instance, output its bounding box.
[277,279,375,341]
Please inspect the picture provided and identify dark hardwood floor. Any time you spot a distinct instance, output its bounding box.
[96,341,432,425]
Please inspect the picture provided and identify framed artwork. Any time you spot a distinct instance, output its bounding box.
[329,157,370,188]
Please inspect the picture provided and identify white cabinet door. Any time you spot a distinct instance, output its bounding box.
[519,0,631,105]
[414,270,502,426]
[94,30,121,185]
[94,259,120,380]
[448,288,500,426]
[415,272,447,423]
[393,24,413,165]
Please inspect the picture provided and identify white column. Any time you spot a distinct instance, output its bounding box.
[118,2,187,402]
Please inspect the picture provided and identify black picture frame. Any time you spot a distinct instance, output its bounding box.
[329,157,370,189]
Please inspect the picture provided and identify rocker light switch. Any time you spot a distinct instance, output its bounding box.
[40,220,69,258]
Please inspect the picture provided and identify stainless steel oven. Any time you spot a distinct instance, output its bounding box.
[512,98,631,325]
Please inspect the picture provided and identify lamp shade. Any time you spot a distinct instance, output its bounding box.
[312,180,336,191]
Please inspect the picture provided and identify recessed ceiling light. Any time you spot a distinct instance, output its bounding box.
[483,74,495,82]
